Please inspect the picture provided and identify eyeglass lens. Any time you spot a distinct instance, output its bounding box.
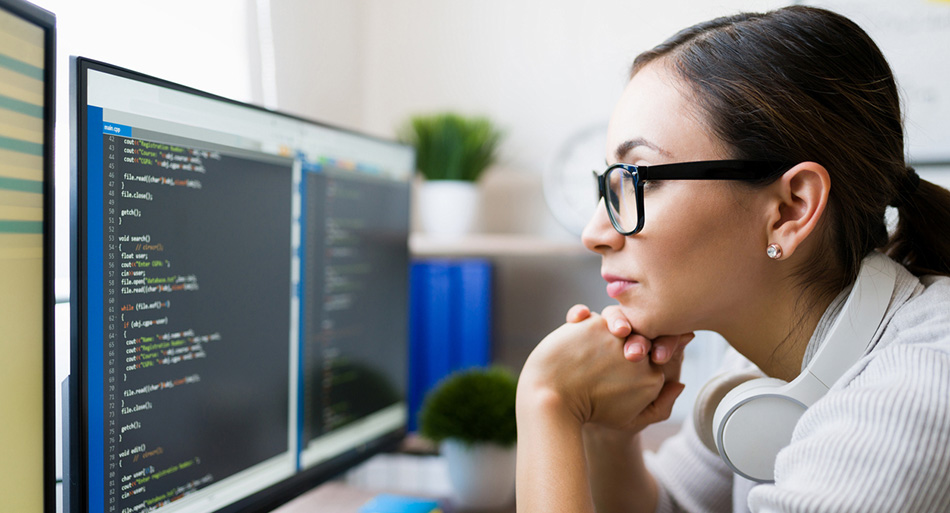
[606,167,638,233]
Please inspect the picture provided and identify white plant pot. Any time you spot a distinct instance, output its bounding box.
[418,180,479,239]
[442,439,516,510]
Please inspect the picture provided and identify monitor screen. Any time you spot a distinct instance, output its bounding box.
[71,58,413,513]
[0,0,54,511]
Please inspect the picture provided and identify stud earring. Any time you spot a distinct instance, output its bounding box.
[767,243,783,260]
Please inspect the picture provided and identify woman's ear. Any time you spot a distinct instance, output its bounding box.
[764,162,831,259]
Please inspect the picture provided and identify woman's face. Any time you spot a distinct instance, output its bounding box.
[582,62,769,339]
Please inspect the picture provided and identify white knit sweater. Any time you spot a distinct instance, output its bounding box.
[646,259,950,512]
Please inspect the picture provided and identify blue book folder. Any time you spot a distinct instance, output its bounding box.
[456,260,492,369]
[408,258,492,431]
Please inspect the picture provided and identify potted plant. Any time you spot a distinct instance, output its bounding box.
[418,366,517,510]
[399,112,503,239]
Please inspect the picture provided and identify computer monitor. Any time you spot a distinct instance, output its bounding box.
[70,58,413,513]
[0,0,54,511]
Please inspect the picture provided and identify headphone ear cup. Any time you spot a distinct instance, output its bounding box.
[692,370,765,455]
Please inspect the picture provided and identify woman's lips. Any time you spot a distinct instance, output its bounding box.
[603,274,638,298]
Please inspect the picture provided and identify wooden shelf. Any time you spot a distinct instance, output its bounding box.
[409,233,594,258]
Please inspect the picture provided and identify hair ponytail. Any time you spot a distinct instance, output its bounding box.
[885,172,950,276]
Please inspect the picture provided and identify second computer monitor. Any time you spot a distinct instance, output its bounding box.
[0,0,54,511]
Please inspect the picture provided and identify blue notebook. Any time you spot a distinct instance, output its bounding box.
[359,493,443,513]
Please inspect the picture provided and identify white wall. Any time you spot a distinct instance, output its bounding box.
[263,0,367,129]
[270,0,788,173]
[358,0,788,172]
[35,0,254,99]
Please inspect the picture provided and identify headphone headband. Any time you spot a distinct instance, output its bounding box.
[804,252,896,390]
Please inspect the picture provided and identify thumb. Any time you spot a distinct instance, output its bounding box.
[566,304,592,323]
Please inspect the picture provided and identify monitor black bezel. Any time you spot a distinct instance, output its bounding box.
[70,57,409,513]
[0,0,55,511]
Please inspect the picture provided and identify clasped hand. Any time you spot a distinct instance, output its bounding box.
[518,304,693,433]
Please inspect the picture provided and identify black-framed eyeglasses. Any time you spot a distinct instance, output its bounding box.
[594,160,791,235]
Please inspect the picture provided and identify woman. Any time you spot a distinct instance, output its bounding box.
[516,6,950,513]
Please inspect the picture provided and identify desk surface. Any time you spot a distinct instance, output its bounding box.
[272,481,516,513]
[270,482,379,513]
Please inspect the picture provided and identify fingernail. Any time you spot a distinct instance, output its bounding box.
[625,344,643,357]
[654,347,668,361]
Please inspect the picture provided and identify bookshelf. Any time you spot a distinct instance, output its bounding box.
[409,233,593,258]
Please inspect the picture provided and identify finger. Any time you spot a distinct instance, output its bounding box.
[655,333,691,384]
[660,345,686,384]
[651,332,695,364]
[601,305,632,337]
[676,332,696,353]
[565,304,592,323]
[637,381,686,427]
[623,335,651,363]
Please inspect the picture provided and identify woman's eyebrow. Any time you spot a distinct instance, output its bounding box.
[615,137,673,162]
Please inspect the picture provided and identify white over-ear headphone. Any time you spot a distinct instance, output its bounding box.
[693,252,898,482]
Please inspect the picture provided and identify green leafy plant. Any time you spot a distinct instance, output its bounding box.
[400,113,503,182]
[419,366,517,447]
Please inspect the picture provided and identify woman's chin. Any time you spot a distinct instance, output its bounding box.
[617,307,659,339]
[618,307,687,341]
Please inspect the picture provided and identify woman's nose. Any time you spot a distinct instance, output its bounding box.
[582,198,624,254]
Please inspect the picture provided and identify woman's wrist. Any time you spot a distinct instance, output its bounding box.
[517,347,590,425]
[516,372,584,427]
[583,423,643,449]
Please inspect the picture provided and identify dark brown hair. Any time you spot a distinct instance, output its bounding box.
[631,6,950,295]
